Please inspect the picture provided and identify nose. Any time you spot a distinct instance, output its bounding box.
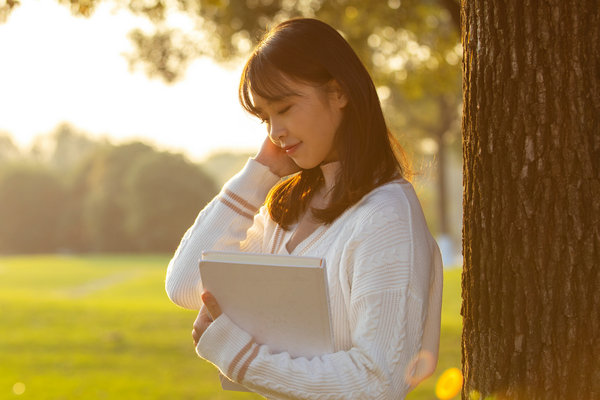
[268,120,286,146]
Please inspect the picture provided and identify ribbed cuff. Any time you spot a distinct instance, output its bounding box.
[222,159,280,207]
[196,314,254,376]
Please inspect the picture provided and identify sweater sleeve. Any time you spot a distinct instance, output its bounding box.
[195,189,442,400]
[165,158,280,310]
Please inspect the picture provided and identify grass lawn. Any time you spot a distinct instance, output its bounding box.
[0,255,462,399]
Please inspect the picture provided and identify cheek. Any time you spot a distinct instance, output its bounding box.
[324,111,342,142]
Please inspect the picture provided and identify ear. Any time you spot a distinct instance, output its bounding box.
[326,79,348,109]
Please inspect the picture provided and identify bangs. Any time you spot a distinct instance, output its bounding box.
[239,53,301,118]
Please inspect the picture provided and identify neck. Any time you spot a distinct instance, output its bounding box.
[320,161,341,195]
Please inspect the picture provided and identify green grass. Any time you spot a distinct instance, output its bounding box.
[0,255,462,399]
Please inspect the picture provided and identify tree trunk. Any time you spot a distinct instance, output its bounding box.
[460,1,600,399]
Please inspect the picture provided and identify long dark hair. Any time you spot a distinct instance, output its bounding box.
[239,18,410,229]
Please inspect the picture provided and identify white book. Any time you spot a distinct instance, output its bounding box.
[199,250,334,392]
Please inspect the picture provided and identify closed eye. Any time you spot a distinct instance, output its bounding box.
[256,103,291,124]
[278,105,292,115]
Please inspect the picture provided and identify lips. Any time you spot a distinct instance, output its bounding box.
[282,143,301,154]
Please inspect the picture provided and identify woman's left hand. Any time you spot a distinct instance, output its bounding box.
[192,291,223,346]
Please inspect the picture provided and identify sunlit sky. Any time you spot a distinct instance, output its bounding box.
[0,0,265,161]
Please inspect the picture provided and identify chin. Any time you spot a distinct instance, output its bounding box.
[295,159,322,170]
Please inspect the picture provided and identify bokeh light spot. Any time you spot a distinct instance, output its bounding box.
[13,382,26,395]
[435,367,462,399]
[345,6,358,19]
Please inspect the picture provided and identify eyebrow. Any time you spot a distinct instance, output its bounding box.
[268,95,294,104]
[254,95,296,113]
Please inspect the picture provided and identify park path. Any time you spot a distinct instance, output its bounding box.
[61,270,144,298]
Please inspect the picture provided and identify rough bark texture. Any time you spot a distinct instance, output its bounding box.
[461,1,600,399]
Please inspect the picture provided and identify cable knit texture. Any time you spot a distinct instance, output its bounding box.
[165,158,443,400]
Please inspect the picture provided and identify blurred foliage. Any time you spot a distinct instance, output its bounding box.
[201,150,253,187]
[28,123,103,170]
[0,131,21,162]
[0,128,219,254]
[0,164,66,253]
[80,142,158,251]
[124,150,218,251]
[0,0,19,23]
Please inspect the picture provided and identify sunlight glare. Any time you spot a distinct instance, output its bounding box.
[0,0,265,161]
[12,382,26,395]
[435,367,463,399]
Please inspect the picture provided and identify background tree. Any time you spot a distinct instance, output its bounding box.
[461,1,599,398]
[0,127,220,254]
[0,165,66,253]
[0,132,21,163]
[124,150,218,252]
[58,145,103,252]
[200,151,253,187]
[29,123,100,172]
[81,141,157,251]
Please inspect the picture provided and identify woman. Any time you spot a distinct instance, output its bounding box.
[166,18,443,399]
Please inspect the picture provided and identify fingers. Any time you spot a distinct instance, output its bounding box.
[191,292,223,347]
[192,305,212,346]
[254,136,300,177]
[192,327,201,346]
[201,291,223,320]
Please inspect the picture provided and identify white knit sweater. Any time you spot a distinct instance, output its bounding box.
[165,159,443,400]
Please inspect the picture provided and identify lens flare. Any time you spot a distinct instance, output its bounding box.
[435,367,463,399]
[12,382,26,395]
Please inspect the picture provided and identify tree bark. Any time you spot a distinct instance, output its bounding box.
[461,1,600,399]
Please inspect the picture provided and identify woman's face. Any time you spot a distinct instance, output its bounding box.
[252,77,347,169]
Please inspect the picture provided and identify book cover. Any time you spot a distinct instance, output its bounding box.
[199,251,334,391]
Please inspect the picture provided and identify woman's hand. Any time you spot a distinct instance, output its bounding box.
[192,291,223,346]
[254,136,301,177]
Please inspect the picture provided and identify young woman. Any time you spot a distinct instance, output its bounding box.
[166,18,443,399]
